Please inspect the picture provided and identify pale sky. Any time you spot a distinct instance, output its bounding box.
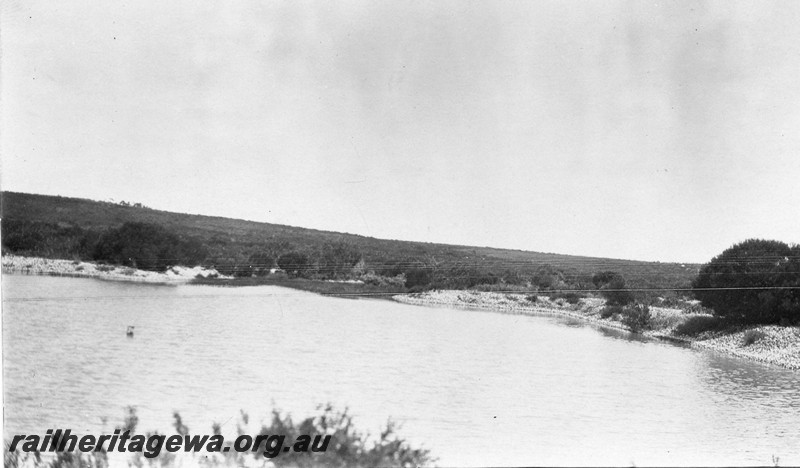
[2,0,799,263]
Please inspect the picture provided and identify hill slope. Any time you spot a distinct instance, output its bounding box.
[0,191,698,290]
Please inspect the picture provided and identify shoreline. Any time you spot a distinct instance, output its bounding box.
[1,255,222,284]
[392,290,800,371]
[5,254,798,370]
[1,255,405,298]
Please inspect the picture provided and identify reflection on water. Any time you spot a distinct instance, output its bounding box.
[3,275,799,466]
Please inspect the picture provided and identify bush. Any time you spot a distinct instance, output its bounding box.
[92,222,207,272]
[600,305,623,319]
[673,315,722,336]
[214,260,252,278]
[405,268,431,289]
[317,240,362,278]
[360,272,406,288]
[1,219,97,259]
[277,252,311,278]
[532,265,567,290]
[692,239,800,324]
[526,294,538,303]
[247,251,275,276]
[471,283,529,292]
[598,275,634,306]
[258,404,434,468]
[621,304,651,333]
[592,271,619,288]
[652,291,692,308]
[684,302,714,315]
[648,308,686,331]
[743,329,767,346]
[5,405,434,468]
[550,291,583,305]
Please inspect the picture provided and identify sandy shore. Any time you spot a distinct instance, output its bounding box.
[1,254,226,284]
[393,290,800,370]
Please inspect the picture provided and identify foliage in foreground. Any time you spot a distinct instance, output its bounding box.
[4,405,434,468]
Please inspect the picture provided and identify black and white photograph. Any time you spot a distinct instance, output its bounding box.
[2,1,799,466]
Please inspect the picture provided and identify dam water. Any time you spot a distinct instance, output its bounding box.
[3,275,799,466]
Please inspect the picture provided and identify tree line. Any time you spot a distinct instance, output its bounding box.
[3,220,797,325]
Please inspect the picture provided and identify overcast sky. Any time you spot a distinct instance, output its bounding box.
[2,0,799,262]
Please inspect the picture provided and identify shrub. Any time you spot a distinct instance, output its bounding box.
[92,222,207,272]
[257,404,434,468]
[674,315,722,336]
[247,251,275,276]
[648,308,686,330]
[526,294,538,303]
[214,261,251,278]
[277,252,311,278]
[1,219,97,259]
[693,239,800,324]
[471,283,529,292]
[621,304,651,333]
[532,265,567,290]
[550,291,583,305]
[653,291,692,308]
[743,329,767,346]
[599,275,634,306]
[684,302,713,315]
[600,305,623,319]
[317,240,362,278]
[405,268,431,289]
[360,272,406,288]
[592,271,619,288]
[5,405,434,468]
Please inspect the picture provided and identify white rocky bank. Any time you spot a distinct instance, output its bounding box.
[1,254,229,283]
[393,289,800,370]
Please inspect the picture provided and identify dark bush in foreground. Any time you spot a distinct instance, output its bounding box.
[260,404,433,468]
[621,304,651,333]
[692,239,800,324]
[5,405,434,468]
[674,315,723,336]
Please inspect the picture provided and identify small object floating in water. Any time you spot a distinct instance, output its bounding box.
[126,326,135,337]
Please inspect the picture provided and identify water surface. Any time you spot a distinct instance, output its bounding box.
[3,275,799,466]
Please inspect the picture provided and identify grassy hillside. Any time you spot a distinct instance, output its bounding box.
[0,191,699,293]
